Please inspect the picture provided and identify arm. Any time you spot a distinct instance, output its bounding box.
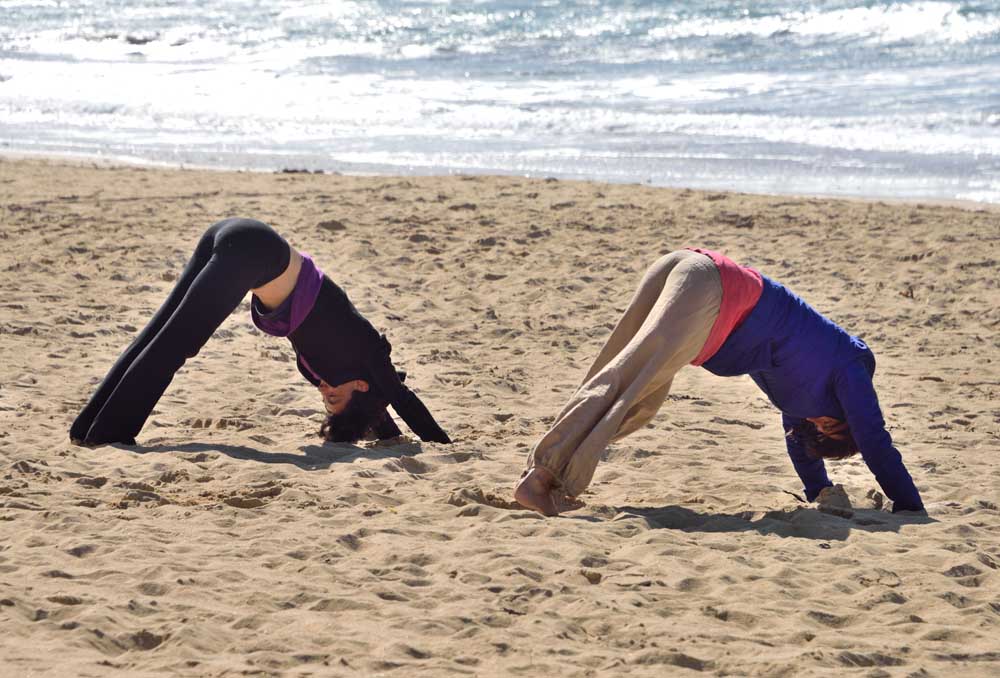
[370,408,403,439]
[834,360,924,512]
[296,353,320,387]
[366,338,451,444]
[782,413,833,501]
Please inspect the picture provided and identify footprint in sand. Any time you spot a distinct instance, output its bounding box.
[10,460,59,482]
[310,597,372,612]
[836,651,905,668]
[383,456,432,474]
[337,532,364,551]
[121,630,165,651]
[222,480,283,509]
[223,496,266,508]
[114,479,172,507]
[66,544,97,558]
[629,651,712,672]
[806,610,852,628]
[942,563,985,588]
[182,452,217,463]
[137,582,169,597]
[703,605,758,628]
[46,595,84,606]
[156,469,188,484]
[710,416,765,429]
[580,555,610,568]
[430,451,480,464]
[447,487,522,511]
[185,416,253,431]
[117,490,171,507]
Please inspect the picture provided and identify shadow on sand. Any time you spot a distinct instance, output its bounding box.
[130,438,424,471]
[596,503,936,541]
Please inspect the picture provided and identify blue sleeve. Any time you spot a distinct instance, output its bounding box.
[782,413,833,501]
[834,360,923,512]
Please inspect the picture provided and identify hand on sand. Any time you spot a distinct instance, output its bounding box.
[816,483,854,519]
[513,467,585,516]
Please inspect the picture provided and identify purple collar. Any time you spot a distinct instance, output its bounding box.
[251,252,324,337]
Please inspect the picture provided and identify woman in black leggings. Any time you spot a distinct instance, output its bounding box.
[70,218,451,447]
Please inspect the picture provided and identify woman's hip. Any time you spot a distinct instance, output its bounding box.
[203,218,291,288]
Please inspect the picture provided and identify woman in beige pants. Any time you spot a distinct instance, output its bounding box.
[514,247,926,517]
[515,250,722,515]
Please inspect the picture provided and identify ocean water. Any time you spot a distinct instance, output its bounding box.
[2,0,999,202]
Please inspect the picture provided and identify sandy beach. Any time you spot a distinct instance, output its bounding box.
[1,157,999,677]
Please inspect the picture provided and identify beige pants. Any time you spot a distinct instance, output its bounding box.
[526,250,723,498]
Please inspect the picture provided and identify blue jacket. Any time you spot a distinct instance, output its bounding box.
[702,275,923,512]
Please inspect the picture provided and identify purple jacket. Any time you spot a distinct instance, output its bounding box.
[702,274,923,512]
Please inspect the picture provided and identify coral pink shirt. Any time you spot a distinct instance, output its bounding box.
[688,248,763,365]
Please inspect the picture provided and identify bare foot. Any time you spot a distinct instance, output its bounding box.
[514,467,585,516]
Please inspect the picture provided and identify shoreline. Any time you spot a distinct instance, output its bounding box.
[3,150,998,213]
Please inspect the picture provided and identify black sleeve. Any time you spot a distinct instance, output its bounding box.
[370,409,403,439]
[366,338,451,444]
[296,352,320,387]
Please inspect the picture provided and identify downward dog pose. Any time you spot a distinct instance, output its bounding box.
[514,248,923,516]
[71,218,451,446]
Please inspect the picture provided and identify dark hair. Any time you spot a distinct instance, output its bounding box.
[786,420,860,460]
[320,389,402,443]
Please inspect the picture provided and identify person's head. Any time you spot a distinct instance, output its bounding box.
[317,379,399,443]
[318,379,368,416]
[787,417,860,460]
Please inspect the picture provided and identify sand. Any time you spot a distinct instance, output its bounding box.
[1,157,999,677]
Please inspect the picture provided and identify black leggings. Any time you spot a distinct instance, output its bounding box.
[70,218,290,445]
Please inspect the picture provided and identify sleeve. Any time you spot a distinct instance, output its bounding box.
[296,352,320,387]
[365,338,452,444]
[782,413,833,502]
[370,408,403,439]
[834,360,924,512]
